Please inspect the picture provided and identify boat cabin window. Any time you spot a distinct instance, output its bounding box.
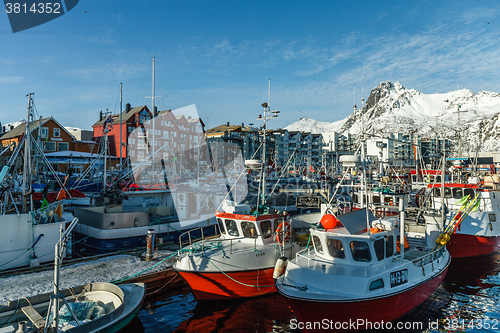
[241,221,257,238]
[275,218,283,227]
[372,195,380,204]
[350,241,372,262]
[313,235,323,254]
[374,238,384,261]
[225,219,239,236]
[353,194,359,204]
[386,235,394,258]
[464,188,474,197]
[433,188,441,197]
[444,188,452,198]
[374,235,394,261]
[452,188,463,199]
[217,218,226,234]
[327,238,345,259]
[260,221,272,239]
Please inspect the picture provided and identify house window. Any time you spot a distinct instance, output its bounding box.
[53,128,60,137]
[44,142,56,151]
[58,142,69,151]
[41,127,48,138]
[138,110,150,123]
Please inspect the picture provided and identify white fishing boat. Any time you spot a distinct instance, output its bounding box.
[275,206,450,332]
[0,282,145,333]
[0,218,145,333]
[174,199,299,300]
[0,94,75,271]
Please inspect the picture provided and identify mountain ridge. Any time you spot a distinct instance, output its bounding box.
[285,81,500,153]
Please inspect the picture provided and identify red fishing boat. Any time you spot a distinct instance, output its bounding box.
[174,200,299,300]
[275,208,450,332]
[425,182,500,258]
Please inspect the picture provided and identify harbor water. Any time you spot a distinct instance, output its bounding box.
[124,252,500,332]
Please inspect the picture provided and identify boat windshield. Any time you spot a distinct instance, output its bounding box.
[313,235,323,254]
[242,221,257,238]
[217,218,226,234]
[225,219,239,236]
[350,241,372,262]
[259,221,272,238]
[326,238,345,259]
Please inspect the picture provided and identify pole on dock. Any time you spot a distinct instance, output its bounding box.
[146,229,155,261]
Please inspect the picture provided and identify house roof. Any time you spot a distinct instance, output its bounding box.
[0,117,75,141]
[92,105,150,127]
[206,124,243,134]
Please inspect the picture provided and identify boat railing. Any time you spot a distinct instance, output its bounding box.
[180,229,288,254]
[433,194,491,212]
[32,201,67,225]
[178,224,222,249]
[407,247,446,268]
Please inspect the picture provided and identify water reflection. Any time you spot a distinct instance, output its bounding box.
[174,293,296,333]
[435,252,500,332]
[123,252,500,332]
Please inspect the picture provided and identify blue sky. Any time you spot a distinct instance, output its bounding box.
[1,1,500,131]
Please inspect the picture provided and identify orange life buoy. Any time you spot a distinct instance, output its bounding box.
[275,221,291,243]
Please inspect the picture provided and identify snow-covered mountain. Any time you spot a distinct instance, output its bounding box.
[285,81,500,153]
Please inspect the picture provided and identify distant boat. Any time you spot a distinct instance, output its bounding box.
[73,189,223,255]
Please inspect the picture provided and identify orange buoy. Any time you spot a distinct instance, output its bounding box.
[275,222,291,243]
[320,214,339,229]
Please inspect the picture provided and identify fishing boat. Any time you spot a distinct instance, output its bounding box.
[72,189,222,255]
[0,218,145,333]
[0,282,145,333]
[275,207,451,332]
[0,94,75,271]
[174,198,299,300]
[423,181,500,258]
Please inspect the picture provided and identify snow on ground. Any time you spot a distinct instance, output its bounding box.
[0,252,174,306]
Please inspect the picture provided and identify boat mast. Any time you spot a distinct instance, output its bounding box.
[152,57,156,156]
[119,82,123,166]
[258,79,279,208]
[360,64,370,233]
[103,111,108,192]
[440,140,445,224]
[22,93,34,213]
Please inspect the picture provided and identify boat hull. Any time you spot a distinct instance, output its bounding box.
[74,225,216,255]
[447,234,500,258]
[177,268,276,300]
[278,267,448,332]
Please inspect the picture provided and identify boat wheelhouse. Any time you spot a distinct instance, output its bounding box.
[275,208,450,332]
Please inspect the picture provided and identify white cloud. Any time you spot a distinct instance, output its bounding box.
[0,76,23,83]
